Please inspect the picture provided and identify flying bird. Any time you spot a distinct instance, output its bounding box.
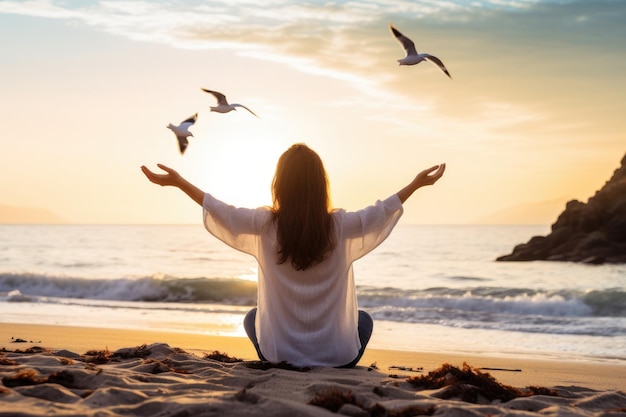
[201,88,259,118]
[166,113,197,154]
[389,23,452,79]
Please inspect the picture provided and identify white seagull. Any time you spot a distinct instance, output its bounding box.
[166,113,197,155]
[389,23,452,79]
[201,88,259,118]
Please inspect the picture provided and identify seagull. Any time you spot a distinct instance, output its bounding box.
[201,88,259,118]
[166,113,197,155]
[389,23,452,79]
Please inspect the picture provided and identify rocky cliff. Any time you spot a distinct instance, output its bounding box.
[497,153,626,264]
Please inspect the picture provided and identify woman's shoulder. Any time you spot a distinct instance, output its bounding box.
[331,208,356,230]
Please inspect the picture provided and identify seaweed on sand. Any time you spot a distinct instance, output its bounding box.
[112,344,152,359]
[81,348,113,364]
[309,387,436,416]
[0,354,17,366]
[407,362,558,403]
[80,344,154,364]
[142,358,191,374]
[245,360,311,372]
[309,388,357,412]
[4,346,49,355]
[204,350,243,363]
[2,369,77,389]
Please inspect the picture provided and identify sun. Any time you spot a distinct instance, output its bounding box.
[185,120,293,209]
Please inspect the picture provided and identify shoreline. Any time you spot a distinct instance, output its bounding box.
[2,322,625,391]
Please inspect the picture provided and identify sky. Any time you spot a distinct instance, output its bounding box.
[1,0,624,225]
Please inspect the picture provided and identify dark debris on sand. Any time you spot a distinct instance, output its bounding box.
[80,348,114,364]
[308,363,558,416]
[204,350,244,363]
[407,362,558,403]
[78,345,191,374]
[143,358,191,374]
[202,351,315,373]
[203,351,316,372]
[245,360,312,372]
[79,344,170,364]
[389,365,423,373]
[309,388,358,412]
[309,387,436,416]
[1,346,49,355]
[2,369,79,390]
[0,354,18,366]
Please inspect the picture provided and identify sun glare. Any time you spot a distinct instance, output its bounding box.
[188,124,291,209]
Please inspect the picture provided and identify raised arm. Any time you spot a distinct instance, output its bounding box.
[396,163,446,203]
[141,164,204,206]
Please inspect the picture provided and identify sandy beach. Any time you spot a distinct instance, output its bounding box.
[1,323,624,417]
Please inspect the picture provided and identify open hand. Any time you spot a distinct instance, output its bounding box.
[140,164,182,187]
[414,163,446,188]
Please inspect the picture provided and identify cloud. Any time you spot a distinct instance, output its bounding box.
[0,0,545,53]
[3,1,622,76]
[2,0,624,143]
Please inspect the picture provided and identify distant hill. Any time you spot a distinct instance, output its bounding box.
[473,197,570,225]
[0,205,66,224]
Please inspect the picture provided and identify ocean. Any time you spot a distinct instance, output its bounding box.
[1,224,624,364]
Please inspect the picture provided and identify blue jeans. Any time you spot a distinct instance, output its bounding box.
[243,308,374,368]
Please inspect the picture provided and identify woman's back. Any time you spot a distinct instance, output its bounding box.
[202,191,403,366]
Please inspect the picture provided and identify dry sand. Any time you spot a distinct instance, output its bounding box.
[1,323,625,417]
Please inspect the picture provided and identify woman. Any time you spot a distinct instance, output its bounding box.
[141,143,445,367]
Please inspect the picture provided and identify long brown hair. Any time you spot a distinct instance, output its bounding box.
[272,144,334,270]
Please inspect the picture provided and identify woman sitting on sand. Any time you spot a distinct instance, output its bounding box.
[141,143,445,367]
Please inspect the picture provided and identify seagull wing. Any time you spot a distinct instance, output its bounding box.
[389,24,417,56]
[179,113,197,130]
[423,54,452,78]
[178,122,193,132]
[201,89,228,105]
[177,136,189,154]
[180,113,197,125]
[233,104,259,118]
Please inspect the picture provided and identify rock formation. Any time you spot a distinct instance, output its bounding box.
[497,153,626,264]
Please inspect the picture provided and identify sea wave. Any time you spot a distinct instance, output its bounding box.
[357,286,626,318]
[0,272,257,305]
[1,273,624,337]
[1,273,624,315]
[356,287,626,337]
